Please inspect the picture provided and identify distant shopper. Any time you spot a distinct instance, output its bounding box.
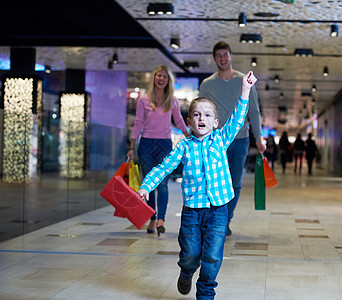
[138,72,257,300]
[293,133,305,173]
[279,131,290,174]
[265,133,277,170]
[127,65,189,236]
[305,133,319,175]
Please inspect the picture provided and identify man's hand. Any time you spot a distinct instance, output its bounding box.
[256,140,266,153]
[138,188,149,201]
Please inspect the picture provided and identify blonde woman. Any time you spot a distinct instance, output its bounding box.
[127,65,189,236]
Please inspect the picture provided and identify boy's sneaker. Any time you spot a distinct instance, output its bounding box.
[177,272,193,295]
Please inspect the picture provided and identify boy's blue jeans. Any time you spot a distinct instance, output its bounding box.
[138,137,172,221]
[178,204,228,300]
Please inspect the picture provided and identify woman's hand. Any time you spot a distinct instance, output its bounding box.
[126,149,134,161]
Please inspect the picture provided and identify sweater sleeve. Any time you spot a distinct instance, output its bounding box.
[131,97,145,140]
[171,97,188,134]
[247,86,262,142]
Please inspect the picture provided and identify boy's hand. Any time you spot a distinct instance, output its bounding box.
[241,71,257,100]
[138,188,149,201]
[242,71,257,89]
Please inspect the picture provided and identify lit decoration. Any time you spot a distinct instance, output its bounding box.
[34,80,43,177]
[59,93,87,178]
[1,77,42,183]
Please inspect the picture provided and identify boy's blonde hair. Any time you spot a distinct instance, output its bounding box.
[188,97,218,118]
[147,65,175,112]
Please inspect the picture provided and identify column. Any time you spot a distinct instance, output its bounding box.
[0,48,43,183]
[59,69,91,178]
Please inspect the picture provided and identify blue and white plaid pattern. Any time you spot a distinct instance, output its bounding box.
[140,96,249,208]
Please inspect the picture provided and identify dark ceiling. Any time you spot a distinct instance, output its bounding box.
[1,0,342,134]
[0,0,186,71]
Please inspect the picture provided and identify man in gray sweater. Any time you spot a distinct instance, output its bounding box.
[199,41,266,235]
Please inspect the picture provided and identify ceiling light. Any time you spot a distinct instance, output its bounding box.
[251,57,257,67]
[108,61,113,69]
[183,61,199,70]
[312,84,317,92]
[147,3,174,15]
[44,65,51,73]
[280,92,284,99]
[238,12,246,28]
[170,38,180,49]
[240,34,262,43]
[294,48,314,57]
[330,24,338,37]
[112,53,118,64]
[265,84,269,91]
[323,66,329,77]
[274,75,280,83]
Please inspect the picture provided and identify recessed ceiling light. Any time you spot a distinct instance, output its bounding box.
[240,33,262,43]
[294,48,314,57]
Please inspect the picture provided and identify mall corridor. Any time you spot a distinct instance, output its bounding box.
[0,163,342,300]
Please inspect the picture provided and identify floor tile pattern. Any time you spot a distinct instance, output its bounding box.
[1,165,342,299]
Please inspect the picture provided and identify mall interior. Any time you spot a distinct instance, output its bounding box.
[0,1,342,299]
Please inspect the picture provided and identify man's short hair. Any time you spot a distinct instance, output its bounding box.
[213,41,232,57]
[188,97,218,118]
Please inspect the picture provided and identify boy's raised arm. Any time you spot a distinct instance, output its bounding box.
[240,71,257,100]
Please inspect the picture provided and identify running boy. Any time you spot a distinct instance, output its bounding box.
[138,71,257,300]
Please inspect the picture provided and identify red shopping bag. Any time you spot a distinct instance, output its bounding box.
[100,176,155,230]
[113,161,130,218]
[263,156,278,188]
[114,161,129,183]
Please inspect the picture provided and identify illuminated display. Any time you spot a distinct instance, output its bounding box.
[59,93,86,178]
[2,78,34,183]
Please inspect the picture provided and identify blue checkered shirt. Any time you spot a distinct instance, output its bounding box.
[140,96,249,208]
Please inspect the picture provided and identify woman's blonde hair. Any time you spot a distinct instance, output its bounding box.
[147,65,175,112]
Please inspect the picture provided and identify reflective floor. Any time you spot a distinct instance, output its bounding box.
[1,163,342,299]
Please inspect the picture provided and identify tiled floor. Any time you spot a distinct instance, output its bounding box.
[1,164,342,299]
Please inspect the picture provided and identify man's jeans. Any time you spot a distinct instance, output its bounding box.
[227,137,249,224]
[138,137,172,221]
[178,204,228,300]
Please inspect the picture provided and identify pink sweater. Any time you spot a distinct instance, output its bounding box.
[131,95,188,140]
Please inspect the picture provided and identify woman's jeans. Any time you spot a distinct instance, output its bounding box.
[138,137,172,221]
[178,204,228,300]
[227,137,249,225]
